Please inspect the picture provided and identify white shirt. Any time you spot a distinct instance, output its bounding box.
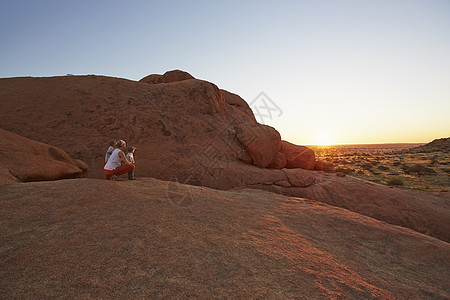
[126,153,135,164]
[104,148,123,170]
[105,146,115,163]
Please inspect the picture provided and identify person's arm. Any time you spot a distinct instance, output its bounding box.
[118,151,132,165]
[107,147,114,154]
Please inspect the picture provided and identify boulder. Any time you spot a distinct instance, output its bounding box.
[280,140,316,170]
[139,69,195,84]
[267,151,287,169]
[236,123,281,168]
[0,75,233,179]
[220,89,257,123]
[282,168,316,187]
[0,129,87,183]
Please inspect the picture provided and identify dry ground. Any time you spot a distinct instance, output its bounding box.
[312,144,450,192]
[1,178,449,298]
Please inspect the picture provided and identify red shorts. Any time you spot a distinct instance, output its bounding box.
[104,164,135,180]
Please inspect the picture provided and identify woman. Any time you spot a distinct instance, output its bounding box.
[104,140,135,180]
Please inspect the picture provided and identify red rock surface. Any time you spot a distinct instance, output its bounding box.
[0,128,87,183]
[1,71,449,297]
[0,178,449,298]
[220,89,257,123]
[280,140,316,170]
[254,172,450,243]
[236,123,281,168]
[267,151,287,169]
[139,69,195,84]
[0,74,255,180]
[0,72,449,243]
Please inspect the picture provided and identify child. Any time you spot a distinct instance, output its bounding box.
[126,146,136,180]
[105,140,116,164]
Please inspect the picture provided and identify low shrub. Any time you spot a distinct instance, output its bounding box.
[377,165,390,171]
[335,167,354,174]
[401,164,436,177]
[430,155,439,164]
[360,163,374,170]
[387,177,404,186]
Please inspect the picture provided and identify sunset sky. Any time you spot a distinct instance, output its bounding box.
[1,0,449,145]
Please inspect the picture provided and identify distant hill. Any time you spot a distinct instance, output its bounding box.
[409,137,450,153]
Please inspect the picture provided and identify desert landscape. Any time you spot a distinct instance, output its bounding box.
[311,139,450,192]
[0,70,449,298]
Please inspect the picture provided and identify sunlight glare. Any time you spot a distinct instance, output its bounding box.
[316,132,334,146]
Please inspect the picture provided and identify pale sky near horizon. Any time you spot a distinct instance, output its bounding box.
[1,0,449,145]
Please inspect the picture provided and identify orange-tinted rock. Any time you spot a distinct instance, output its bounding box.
[1,178,449,298]
[1,72,449,244]
[257,172,450,243]
[220,89,257,123]
[274,180,291,188]
[0,129,86,183]
[280,140,316,170]
[236,123,281,168]
[282,168,316,187]
[0,75,234,179]
[139,69,195,84]
[267,151,287,169]
[73,159,89,177]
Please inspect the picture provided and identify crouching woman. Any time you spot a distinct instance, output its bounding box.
[104,140,135,180]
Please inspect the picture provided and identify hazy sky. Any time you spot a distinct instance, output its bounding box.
[1,0,449,144]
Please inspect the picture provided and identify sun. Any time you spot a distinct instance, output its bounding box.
[316,132,334,146]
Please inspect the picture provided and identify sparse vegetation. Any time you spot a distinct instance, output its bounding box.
[377,165,390,171]
[402,164,436,177]
[310,142,450,192]
[387,177,404,186]
[335,166,354,174]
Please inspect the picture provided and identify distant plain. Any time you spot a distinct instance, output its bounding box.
[310,143,449,192]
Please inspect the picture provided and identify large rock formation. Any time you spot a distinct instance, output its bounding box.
[0,128,87,183]
[280,140,316,170]
[0,178,448,298]
[236,123,281,168]
[1,70,449,297]
[0,71,449,243]
[139,69,195,84]
[0,72,299,182]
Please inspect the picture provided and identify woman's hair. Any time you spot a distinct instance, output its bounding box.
[127,146,135,153]
[109,139,116,146]
[116,140,126,148]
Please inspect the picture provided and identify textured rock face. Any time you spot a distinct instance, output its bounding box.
[267,151,287,169]
[0,71,449,243]
[281,168,316,187]
[280,140,316,170]
[0,74,246,180]
[220,89,257,123]
[0,178,449,299]
[236,123,281,168]
[0,129,87,182]
[139,69,195,84]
